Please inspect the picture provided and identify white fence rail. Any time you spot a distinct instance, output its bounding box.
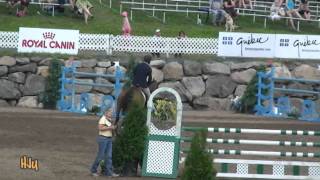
[0,31,218,55]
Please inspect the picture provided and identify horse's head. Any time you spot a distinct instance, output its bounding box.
[115,80,158,125]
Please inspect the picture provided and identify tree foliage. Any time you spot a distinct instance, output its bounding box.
[41,59,62,109]
[238,65,268,113]
[182,130,215,180]
[112,103,148,175]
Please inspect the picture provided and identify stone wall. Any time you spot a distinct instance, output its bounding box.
[1,55,320,111]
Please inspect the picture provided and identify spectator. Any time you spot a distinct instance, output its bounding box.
[90,108,119,177]
[151,29,161,58]
[285,0,303,31]
[209,0,226,26]
[175,31,187,58]
[7,0,29,17]
[57,0,65,13]
[121,11,132,36]
[270,0,286,20]
[72,0,93,24]
[298,0,310,20]
[223,0,238,18]
[238,0,253,9]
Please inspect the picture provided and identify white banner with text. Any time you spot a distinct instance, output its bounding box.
[218,32,320,59]
[18,27,79,55]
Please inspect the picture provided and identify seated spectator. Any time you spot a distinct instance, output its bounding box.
[175,31,187,58]
[209,0,226,26]
[285,0,303,31]
[270,0,286,20]
[71,0,93,24]
[298,0,310,20]
[223,0,238,18]
[57,0,65,13]
[7,0,29,16]
[237,0,253,9]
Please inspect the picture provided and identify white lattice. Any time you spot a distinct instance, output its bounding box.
[309,166,320,176]
[146,140,175,174]
[111,35,218,54]
[273,164,284,176]
[0,31,18,48]
[236,163,249,174]
[0,31,218,55]
[79,33,109,51]
[149,123,176,136]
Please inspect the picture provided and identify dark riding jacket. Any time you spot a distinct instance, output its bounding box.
[132,62,152,88]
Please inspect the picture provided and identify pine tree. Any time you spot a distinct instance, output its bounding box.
[112,103,148,176]
[182,130,215,180]
[239,65,268,113]
[41,59,62,109]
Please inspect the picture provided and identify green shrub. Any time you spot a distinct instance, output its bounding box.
[238,65,268,113]
[90,105,101,115]
[41,59,62,109]
[152,99,177,122]
[112,103,148,176]
[287,107,301,119]
[182,130,215,180]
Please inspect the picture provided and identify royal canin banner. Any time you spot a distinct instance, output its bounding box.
[18,27,79,55]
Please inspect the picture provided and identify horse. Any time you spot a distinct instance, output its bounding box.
[115,80,158,125]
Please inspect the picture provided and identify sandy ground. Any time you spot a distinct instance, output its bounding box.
[0,108,319,180]
[0,108,166,180]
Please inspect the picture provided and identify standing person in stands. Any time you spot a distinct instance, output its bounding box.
[151,29,161,58]
[298,0,311,20]
[132,55,153,100]
[175,31,187,58]
[121,11,132,36]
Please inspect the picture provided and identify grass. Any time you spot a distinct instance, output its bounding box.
[0,0,320,38]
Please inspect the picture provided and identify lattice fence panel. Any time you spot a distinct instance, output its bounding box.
[149,123,176,136]
[167,37,218,54]
[236,163,249,174]
[145,140,175,174]
[309,166,320,176]
[0,31,219,55]
[273,164,285,176]
[79,33,109,51]
[0,31,18,49]
[111,35,218,54]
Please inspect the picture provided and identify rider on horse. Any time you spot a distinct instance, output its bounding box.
[132,55,153,101]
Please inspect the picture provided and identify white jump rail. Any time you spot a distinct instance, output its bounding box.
[181,126,320,179]
[215,159,320,179]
